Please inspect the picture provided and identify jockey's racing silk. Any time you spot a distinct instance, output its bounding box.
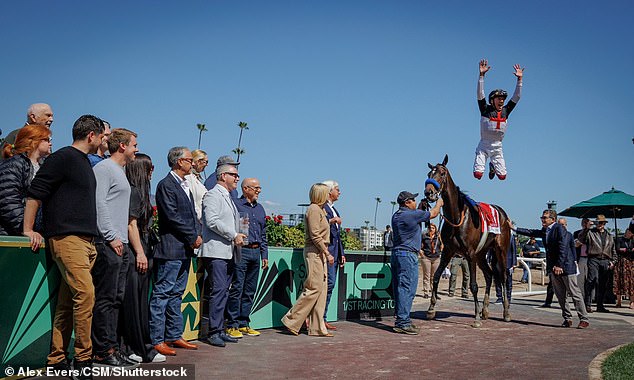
[477,78,521,141]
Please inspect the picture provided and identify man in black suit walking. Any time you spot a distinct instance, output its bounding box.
[512,209,589,329]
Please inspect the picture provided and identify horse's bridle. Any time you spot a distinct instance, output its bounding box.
[426,164,466,228]
[425,165,446,202]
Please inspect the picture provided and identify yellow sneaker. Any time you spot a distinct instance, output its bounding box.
[226,327,243,339]
[238,326,261,336]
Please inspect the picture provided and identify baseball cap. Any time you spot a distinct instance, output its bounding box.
[397,191,418,205]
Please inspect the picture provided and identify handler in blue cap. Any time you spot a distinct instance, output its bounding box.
[390,190,443,334]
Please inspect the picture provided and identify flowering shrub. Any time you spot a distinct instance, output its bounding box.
[266,214,304,248]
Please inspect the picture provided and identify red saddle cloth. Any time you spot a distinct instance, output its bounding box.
[478,202,500,234]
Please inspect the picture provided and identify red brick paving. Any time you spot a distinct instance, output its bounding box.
[158,295,633,380]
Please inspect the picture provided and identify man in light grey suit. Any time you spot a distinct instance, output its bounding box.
[199,163,246,347]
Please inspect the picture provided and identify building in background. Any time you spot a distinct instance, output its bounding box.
[353,227,385,250]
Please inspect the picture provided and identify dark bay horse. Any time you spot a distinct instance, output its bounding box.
[423,155,511,327]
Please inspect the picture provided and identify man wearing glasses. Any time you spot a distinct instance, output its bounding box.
[225,178,268,338]
[150,147,202,357]
[577,215,616,313]
[199,164,247,347]
[512,210,589,328]
[390,191,443,334]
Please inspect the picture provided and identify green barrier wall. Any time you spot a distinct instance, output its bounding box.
[0,238,393,369]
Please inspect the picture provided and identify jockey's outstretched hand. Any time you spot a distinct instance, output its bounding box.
[513,64,524,79]
[479,59,490,76]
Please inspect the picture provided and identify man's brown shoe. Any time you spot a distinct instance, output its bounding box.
[154,342,176,356]
[577,321,590,329]
[324,322,338,331]
[167,338,198,350]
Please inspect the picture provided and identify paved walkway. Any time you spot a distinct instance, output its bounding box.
[157,291,633,380]
[34,271,634,379]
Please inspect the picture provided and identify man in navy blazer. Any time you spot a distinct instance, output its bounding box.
[149,147,202,356]
[321,180,345,331]
[512,209,589,329]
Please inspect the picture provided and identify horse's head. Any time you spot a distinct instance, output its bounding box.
[425,154,449,202]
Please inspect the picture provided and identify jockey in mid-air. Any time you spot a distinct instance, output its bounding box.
[473,59,524,180]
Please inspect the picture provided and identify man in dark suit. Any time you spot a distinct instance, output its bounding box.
[321,180,345,331]
[512,209,589,329]
[149,146,202,356]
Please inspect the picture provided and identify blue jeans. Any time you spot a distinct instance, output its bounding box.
[149,259,190,345]
[202,257,234,336]
[390,251,419,328]
[226,248,260,328]
[324,256,339,320]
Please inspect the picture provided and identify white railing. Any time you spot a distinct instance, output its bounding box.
[513,257,547,295]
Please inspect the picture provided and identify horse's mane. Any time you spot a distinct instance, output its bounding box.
[456,186,480,230]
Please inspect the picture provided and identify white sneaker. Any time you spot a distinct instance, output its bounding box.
[152,353,166,363]
[128,354,142,363]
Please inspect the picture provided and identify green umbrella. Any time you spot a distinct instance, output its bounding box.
[559,187,634,237]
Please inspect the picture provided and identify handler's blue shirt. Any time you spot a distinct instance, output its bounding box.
[391,207,431,253]
[233,196,268,260]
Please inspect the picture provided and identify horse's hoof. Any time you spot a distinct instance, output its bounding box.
[481,311,489,320]
[472,321,482,328]
[427,311,436,320]
[504,315,511,322]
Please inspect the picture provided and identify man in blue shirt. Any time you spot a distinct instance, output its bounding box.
[390,191,443,334]
[225,177,269,338]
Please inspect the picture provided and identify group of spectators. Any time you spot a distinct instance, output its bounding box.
[512,211,634,329]
[0,104,273,379]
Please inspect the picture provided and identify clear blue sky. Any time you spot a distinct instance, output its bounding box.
[1,1,632,231]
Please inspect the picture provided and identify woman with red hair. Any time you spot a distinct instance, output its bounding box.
[0,124,52,235]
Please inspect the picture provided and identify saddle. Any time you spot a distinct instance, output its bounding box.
[478,202,501,235]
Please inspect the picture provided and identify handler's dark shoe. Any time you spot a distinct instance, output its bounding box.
[393,325,418,335]
[596,307,610,313]
[561,320,573,328]
[577,321,590,329]
[488,162,496,180]
[585,306,593,313]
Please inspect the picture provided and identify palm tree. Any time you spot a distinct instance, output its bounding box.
[390,201,397,215]
[233,121,249,162]
[196,123,208,149]
[374,197,382,229]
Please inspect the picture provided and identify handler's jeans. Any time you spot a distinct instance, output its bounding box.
[390,250,419,328]
[47,235,97,364]
[226,247,259,328]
